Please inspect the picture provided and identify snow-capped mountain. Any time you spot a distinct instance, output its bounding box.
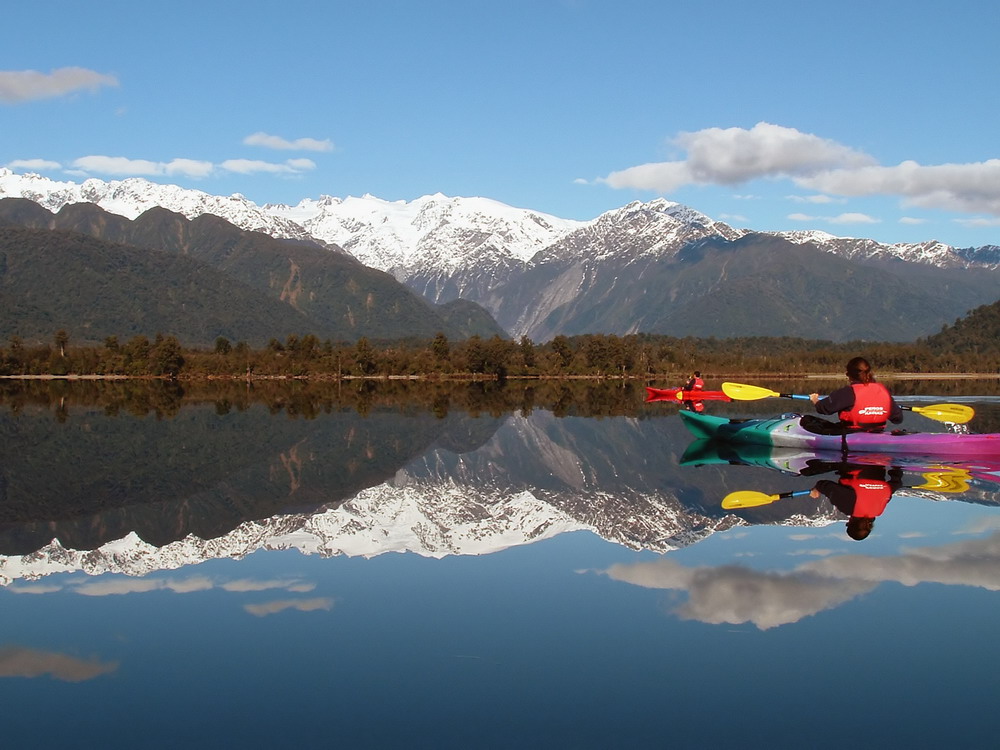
[3,167,999,341]
[0,168,321,246]
[267,192,583,272]
[6,167,992,279]
[773,229,966,268]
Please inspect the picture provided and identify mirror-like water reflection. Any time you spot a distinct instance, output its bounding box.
[3,379,1000,748]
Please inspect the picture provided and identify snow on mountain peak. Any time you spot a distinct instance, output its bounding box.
[0,168,316,243]
[265,191,588,273]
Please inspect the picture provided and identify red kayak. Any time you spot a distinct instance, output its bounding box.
[645,386,732,403]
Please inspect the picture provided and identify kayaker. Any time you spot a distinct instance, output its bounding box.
[806,357,903,433]
[810,464,903,540]
[682,370,705,413]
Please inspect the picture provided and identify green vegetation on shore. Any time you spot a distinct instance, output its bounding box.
[4,328,999,380]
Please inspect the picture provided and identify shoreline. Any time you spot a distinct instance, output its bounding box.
[2,372,998,382]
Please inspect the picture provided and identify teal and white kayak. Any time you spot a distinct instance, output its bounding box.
[679,410,1000,458]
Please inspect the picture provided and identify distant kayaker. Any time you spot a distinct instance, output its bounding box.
[806,357,903,433]
[682,370,705,413]
[810,464,903,540]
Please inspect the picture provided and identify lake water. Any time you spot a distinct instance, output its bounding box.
[3,378,1000,749]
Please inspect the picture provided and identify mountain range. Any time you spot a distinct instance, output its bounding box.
[2,167,999,344]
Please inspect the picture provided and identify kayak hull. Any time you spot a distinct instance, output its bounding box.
[645,386,731,403]
[679,410,1000,458]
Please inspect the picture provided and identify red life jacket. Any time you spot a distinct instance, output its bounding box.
[690,377,704,390]
[841,470,892,517]
[839,383,891,428]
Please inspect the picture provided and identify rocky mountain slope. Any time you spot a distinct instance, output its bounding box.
[3,168,998,342]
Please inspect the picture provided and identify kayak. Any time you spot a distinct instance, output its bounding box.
[645,386,731,403]
[678,410,1000,458]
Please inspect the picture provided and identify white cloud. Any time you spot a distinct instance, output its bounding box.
[828,212,880,225]
[605,123,1000,217]
[71,155,214,178]
[787,211,880,226]
[69,154,317,180]
[163,158,215,178]
[220,158,315,175]
[0,67,118,104]
[603,122,875,192]
[243,132,333,152]
[799,159,1000,215]
[787,193,844,204]
[899,216,928,225]
[955,216,1000,228]
[6,159,62,171]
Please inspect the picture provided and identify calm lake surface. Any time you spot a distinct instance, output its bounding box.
[3,378,1000,749]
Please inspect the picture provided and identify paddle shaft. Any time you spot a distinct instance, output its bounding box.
[720,382,974,424]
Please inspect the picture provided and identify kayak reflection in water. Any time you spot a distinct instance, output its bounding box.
[682,370,705,413]
[808,462,904,540]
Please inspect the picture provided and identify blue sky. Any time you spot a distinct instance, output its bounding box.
[3,0,999,247]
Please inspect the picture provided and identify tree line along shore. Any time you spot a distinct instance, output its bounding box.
[2,329,997,380]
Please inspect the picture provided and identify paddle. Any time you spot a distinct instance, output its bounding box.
[720,382,975,424]
[722,468,972,509]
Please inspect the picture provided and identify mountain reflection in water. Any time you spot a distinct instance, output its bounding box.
[3,379,1000,581]
[5,380,1000,748]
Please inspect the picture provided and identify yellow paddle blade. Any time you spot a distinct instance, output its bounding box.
[914,469,971,493]
[721,382,780,401]
[722,490,780,509]
[909,403,975,424]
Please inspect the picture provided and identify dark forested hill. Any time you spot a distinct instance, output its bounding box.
[0,198,505,345]
[923,298,1000,356]
[0,224,322,346]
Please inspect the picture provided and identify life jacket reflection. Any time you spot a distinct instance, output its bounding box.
[842,469,893,517]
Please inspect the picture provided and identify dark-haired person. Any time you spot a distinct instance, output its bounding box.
[682,370,705,413]
[805,357,903,434]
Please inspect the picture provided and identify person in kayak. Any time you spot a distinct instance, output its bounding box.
[805,357,903,433]
[809,463,903,540]
[682,370,705,413]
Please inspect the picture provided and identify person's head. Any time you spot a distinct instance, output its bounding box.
[846,516,875,540]
[846,356,875,384]
[693,370,701,377]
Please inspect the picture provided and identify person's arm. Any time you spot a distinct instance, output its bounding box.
[888,394,904,424]
[810,385,854,416]
[811,480,856,514]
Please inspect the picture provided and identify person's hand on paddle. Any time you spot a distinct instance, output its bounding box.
[809,393,820,404]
